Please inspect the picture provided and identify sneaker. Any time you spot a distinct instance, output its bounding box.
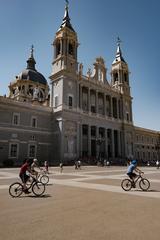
[132,183,136,188]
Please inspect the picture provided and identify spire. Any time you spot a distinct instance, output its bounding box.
[112,37,126,64]
[59,0,75,32]
[27,45,36,70]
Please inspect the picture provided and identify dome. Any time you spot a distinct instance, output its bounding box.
[15,45,47,85]
[18,69,47,85]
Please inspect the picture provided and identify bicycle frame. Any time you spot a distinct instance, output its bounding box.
[133,174,142,185]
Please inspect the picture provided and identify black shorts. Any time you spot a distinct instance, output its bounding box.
[127,172,137,180]
[19,173,29,183]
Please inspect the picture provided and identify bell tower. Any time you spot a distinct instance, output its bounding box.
[111,38,130,95]
[51,1,79,75]
[111,38,133,123]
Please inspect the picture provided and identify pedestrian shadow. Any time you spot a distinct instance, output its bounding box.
[46,183,53,186]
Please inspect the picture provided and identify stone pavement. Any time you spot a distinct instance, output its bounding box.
[0,166,160,240]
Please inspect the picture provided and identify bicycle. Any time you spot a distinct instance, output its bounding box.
[26,169,49,187]
[121,172,150,191]
[38,169,49,185]
[9,175,46,198]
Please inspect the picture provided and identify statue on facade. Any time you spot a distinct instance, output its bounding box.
[87,68,92,80]
[79,63,83,76]
[15,86,19,95]
[33,86,39,100]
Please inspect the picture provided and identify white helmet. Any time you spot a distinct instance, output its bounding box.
[33,158,37,162]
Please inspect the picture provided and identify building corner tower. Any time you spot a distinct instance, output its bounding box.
[111,38,134,158]
[49,2,80,163]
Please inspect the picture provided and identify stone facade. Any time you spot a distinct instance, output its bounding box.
[0,96,53,166]
[0,3,159,166]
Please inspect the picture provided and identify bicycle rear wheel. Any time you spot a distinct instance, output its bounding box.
[121,179,132,191]
[139,178,150,191]
[9,182,23,197]
[32,181,45,196]
[40,175,49,185]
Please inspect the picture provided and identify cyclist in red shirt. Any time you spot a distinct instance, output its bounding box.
[19,159,32,194]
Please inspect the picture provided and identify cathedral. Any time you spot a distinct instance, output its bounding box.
[0,2,159,167]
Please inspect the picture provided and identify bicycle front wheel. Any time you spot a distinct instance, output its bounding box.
[40,175,49,185]
[121,179,132,191]
[9,182,23,197]
[139,178,150,191]
[32,181,45,196]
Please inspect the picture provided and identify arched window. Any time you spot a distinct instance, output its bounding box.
[114,72,118,83]
[56,41,61,57]
[69,42,74,55]
[124,73,128,83]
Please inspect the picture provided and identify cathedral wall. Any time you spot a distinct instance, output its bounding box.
[133,126,159,165]
[0,97,53,167]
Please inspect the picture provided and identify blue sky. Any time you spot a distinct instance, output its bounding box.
[0,0,159,131]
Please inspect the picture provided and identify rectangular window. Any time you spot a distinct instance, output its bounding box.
[31,116,37,128]
[55,96,58,108]
[91,126,96,137]
[69,96,73,108]
[91,106,96,113]
[30,135,36,141]
[12,113,20,125]
[9,143,18,158]
[28,144,36,158]
[82,125,88,135]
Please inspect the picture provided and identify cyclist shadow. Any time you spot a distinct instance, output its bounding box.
[20,194,52,198]
[133,189,160,192]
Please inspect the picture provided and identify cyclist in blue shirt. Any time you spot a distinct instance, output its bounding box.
[127,159,143,187]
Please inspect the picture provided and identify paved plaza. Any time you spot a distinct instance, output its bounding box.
[1,165,160,240]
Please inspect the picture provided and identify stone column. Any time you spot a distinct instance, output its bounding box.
[117,130,121,157]
[96,126,99,158]
[77,122,80,158]
[77,83,80,110]
[88,125,91,156]
[116,98,119,119]
[80,85,83,110]
[130,102,133,122]
[96,91,98,114]
[105,128,108,158]
[53,41,56,59]
[79,124,82,157]
[50,82,54,107]
[56,118,64,163]
[104,94,106,116]
[110,97,113,117]
[88,88,90,113]
[60,38,63,54]
[111,129,115,158]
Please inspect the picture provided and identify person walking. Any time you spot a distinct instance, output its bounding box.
[44,160,49,173]
[156,160,160,169]
[60,162,63,173]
